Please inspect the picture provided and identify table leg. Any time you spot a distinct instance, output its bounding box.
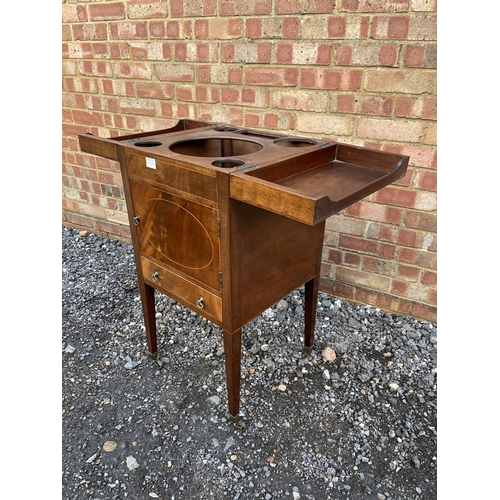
[138,279,157,355]
[223,329,245,429]
[304,275,320,355]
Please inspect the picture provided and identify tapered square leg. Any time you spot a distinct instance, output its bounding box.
[138,280,157,355]
[223,329,242,418]
[304,275,320,354]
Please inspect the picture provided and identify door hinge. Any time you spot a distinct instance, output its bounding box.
[219,271,223,288]
[217,218,221,237]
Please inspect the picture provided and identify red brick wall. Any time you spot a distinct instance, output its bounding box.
[62,0,437,322]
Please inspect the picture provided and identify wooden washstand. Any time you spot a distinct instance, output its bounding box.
[79,120,409,430]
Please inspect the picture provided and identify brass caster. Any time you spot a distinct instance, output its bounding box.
[230,415,246,432]
[303,346,312,357]
[150,353,163,369]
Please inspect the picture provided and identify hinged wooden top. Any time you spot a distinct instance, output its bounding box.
[78,119,409,226]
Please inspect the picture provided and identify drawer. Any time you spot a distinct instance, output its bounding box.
[126,152,217,204]
[141,256,222,324]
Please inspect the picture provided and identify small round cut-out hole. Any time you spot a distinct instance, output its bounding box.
[134,140,163,147]
[211,159,245,168]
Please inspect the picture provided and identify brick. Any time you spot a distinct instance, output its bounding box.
[246,17,300,39]
[414,191,437,212]
[359,95,393,116]
[371,16,410,40]
[136,82,174,99]
[221,43,272,64]
[374,186,417,208]
[155,63,194,82]
[170,0,217,17]
[344,201,404,225]
[114,62,152,80]
[275,43,332,65]
[110,22,148,40]
[263,112,295,130]
[397,247,436,269]
[246,67,298,87]
[404,44,437,68]
[174,43,217,62]
[423,123,437,146]
[62,4,88,23]
[330,94,356,113]
[63,25,72,41]
[421,270,437,287]
[391,280,433,303]
[408,15,437,40]
[326,215,367,235]
[421,98,437,120]
[131,42,168,61]
[198,105,244,125]
[357,117,423,143]
[413,170,436,191]
[320,277,357,301]
[344,253,361,267]
[365,69,435,94]
[276,0,335,13]
[412,0,437,11]
[335,43,400,67]
[337,266,391,292]
[411,303,436,323]
[62,60,77,76]
[195,19,243,39]
[301,68,362,90]
[220,0,272,15]
[340,0,409,12]
[73,23,108,41]
[404,210,436,232]
[339,234,378,254]
[127,2,170,18]
[296,112,353,136]
[272,90,328,112]
[197,64,242,84]
[89,2,125,21]
[119,98,156,116]
[326,249,342,264]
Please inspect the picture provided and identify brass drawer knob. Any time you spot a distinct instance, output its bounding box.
[151,270,159,283]
[196,296,205,309]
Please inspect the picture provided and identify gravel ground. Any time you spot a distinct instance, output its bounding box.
[62,226,437,500]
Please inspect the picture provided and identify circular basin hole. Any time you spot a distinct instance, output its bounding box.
[213,125,239,132]
[170,137,262,157]
[134,140,163,147]
[211,159,246,169]
[273,138,319,147]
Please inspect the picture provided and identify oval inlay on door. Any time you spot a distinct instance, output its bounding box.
[141,197,215,270]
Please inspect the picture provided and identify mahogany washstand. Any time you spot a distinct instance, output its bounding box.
[79,119,409,430]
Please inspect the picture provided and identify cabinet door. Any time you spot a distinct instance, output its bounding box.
[130,180,221,292]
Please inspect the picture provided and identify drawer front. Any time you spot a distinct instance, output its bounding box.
[141,256,222,324]
[126,152,217,204]
[130,181,221,292]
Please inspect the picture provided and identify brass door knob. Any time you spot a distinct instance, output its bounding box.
[196,297,205,309]
[151,271,159,283]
